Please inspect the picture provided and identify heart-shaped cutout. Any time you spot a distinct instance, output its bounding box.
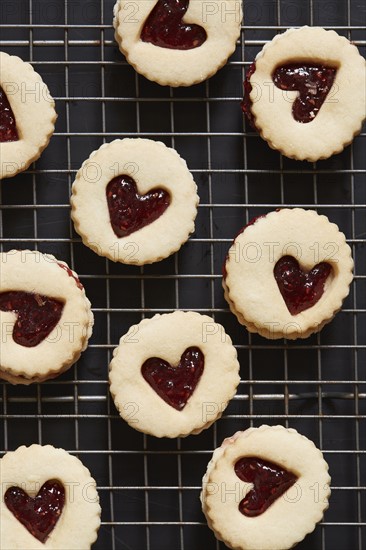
[0,86,19,142]
[4,480,65,543]
[106,175,170,238]
[0,291,64,347]
[273,63,336,123]
[141,346,204,410]
[274,256,332,315]
[140,0,207,50]
[235,457,297,517]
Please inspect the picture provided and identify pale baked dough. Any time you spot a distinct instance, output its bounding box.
[113,0,242,86]
[0,52,57,179]
[0,445,101,549]
[109,311,240,438]
[249,26,366,161]
[224,209,353,340]
[0,250,93,383]
[201,425,331,550]
[71,138,199,265]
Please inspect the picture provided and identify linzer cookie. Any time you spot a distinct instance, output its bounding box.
[223,209,353,339]
[113,0,242,86]
[0,51,57,179]
[201,425,331,550]
[109,311,240,438]
[71,139,199,265]
[242,27,366,161]
[0,444,101,549]
[0,250,93,384]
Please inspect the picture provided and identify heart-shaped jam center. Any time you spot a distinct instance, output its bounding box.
[234,457,298,517]
[140,0,207,50]
[4,480,65,543]
[273,63,336,123]
[0,291,64,347]
[141,346,204,410]
[274,256,332,315]
[0,86,19,142]
[106,175,170,238]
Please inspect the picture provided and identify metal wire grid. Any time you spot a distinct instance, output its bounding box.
[0,0,365,549]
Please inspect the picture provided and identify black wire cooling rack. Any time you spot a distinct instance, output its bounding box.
[0,0,365,549]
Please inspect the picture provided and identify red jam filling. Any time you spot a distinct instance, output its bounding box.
[274,256,332,315]
[141,347,204,410]
[106,175,170,238]
[242,61,336,125]
[273,63,336,123]
[140,0,207,50]
[241,62,257,128]
[222,213,268,278]
[4,480,65,543]
[57,262,83,290]
[0,86,19,142]
[0,291,64,347]
[234,457,297,517]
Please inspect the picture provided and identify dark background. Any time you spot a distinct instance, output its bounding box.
[0,1,365,549]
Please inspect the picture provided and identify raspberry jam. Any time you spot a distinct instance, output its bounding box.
[0,291,64,347]
[223,213,268,278]
[141,347,204,410]
[242,62,336,125]
[274,256,332,315]
[241,62,257,128]
[234,457,297,517]
[106,175,170,238]
[57,262,83,290]
[0,86,19,142]
[5,481,65,543]
[273,63,336,123]
[141,0,207,50]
